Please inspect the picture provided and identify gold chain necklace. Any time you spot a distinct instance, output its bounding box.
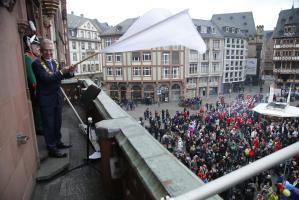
[40,59,60,75]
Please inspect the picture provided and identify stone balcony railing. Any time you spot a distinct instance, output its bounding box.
[62,78,222,200]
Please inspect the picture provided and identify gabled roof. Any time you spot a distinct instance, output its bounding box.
[273,7,299,38]
[67,13,109,33]
[100,18,137,37]
[192,19,223,38]
[211,12,256,37]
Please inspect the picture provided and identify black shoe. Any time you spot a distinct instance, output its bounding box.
[48,149,67,158]
[56,142,72,149]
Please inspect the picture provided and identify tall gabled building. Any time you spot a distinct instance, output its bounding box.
[212,12,262,92]
[212,14,249,93]
[67,12,109,79]
[272,7,299,89]
[260,31,274,80]
[185,19,224,98]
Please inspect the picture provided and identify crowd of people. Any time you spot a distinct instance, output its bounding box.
[141,94,299,200]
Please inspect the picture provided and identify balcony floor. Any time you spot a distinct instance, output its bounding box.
[31,105,107,200]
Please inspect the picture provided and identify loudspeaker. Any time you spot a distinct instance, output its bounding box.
[81,84,101,106]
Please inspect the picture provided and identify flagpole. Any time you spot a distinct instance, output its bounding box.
[73,52,100,67]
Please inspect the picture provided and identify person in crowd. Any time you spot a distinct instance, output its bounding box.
[141,93,299,199]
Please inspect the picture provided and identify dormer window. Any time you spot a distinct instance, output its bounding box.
[232,27,235,33]
[197,25,201,33]
[201,26,207,34]
[284,25,296,36]
[211,27,216,34]
[226,27,230,32]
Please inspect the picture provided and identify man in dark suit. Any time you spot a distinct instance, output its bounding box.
[32,38,75,158]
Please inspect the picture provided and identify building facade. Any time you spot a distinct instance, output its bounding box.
[101,19,185,103]
[272,7,299,89]
[212,12,261,92]
[67,12,109,79]
[185,19,224,98]
[260,31,274,80]
[0,0,69,199]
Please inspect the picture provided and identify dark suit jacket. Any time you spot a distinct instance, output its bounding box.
[32,58,73,107]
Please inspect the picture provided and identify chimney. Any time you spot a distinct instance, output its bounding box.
[71,11,74,15]
[80,14,84,17]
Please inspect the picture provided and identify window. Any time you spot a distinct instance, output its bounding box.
[189,64,197,74]
[226,38,230,43]
[143,67,151,76]
[163,66,170,79]
[211,27,216,34]
[87,32,91,39]
[201,26,207,33]
[80,30,84,37]
[72,41,76,49]
[201,63,209,73]
[72,53,77,61]
[81,42,85,50]
[202,51,209,60]
[225,73,228,78]
[226,27,230,32]
[115,53,122,62]
[172,51,180,64]
[88,42,91,49]
[105,38,112,47]
[133,67,141,76]
[132,52,140,61]
[162,52,170,65]
[115,67,122,76]
[187,78,195,84]
[212,63,219,73]
[213,52,219,60]
[142,52,151,61]
[82,64,86,72]
[106,67,113,76]
[106,54,113,62]
[226,50,230,59]
[82,52,86,60]
[172,66,179,79]
[71,30,75,37]
[213,40,220,49]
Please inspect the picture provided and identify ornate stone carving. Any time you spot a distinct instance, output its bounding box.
[17,20,29,34]
[0,0,16,11]
[42,0,59,16]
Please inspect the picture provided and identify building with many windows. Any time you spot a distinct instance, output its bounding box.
[185,19,224,98]
[67,12,109,79]
[101,18,185,102]
[212,12,259,92]
[272,7,299,89]
[260,31,274,80]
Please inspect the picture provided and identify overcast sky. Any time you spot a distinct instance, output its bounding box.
[67,0,298,30]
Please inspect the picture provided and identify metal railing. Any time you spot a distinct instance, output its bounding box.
[172,142,299,200]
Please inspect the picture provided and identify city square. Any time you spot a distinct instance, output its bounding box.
[1,1,299,200]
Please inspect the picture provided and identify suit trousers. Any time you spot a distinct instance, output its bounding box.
[40,104,62,150]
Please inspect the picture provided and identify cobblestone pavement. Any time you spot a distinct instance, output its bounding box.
[126,84,271,120]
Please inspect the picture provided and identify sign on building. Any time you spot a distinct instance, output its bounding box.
[246,58,257,75]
